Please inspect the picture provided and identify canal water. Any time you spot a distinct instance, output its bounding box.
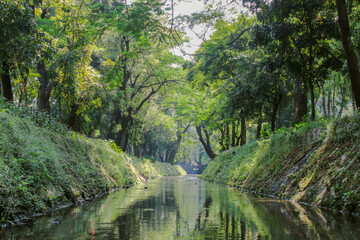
[1,175,359,239]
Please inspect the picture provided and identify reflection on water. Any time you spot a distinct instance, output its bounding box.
[1,176,359,239]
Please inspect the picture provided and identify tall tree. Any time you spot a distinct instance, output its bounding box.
[35,0,98,116]
[335,0,360,110]
[196,124,216,160]
[0,1,36,101]
[95,0,185,151]
[245,0,339,122]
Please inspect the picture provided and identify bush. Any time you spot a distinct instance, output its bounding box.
[0,98,68,134]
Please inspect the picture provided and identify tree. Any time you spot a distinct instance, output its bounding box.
[335,0,360,110]
[35,0,100,117]
[245,0,340,122]
[0,1,37,101]
[196,124,216,159]
[91,0,186,151]
[164,76,219,160]
[191,16,256,149]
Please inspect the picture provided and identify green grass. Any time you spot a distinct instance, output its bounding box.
[202,120,326,186]
[202,116,360,213]
[0,109,185,222]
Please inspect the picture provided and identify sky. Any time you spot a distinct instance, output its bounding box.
[169,0,244,60]
[171,0,208,59]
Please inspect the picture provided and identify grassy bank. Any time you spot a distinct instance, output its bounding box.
[201,114,360,214]
[0,108,185,224]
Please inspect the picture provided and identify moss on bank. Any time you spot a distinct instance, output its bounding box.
[201,114,360,214]
[0,111,185,223]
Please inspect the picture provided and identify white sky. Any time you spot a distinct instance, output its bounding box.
[171,0,208,60]
[170,0,244,60]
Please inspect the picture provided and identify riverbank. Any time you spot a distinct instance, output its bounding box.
[201,114,360,214]
[0,110,185,225]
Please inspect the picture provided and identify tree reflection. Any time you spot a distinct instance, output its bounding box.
[1,177,360,239]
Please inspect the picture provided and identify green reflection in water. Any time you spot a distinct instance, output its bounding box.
[1,176,359,239]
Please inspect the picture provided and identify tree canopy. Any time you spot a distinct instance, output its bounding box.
[1,0,360,162]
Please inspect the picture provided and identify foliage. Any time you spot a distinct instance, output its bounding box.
[0,97,68,134]
[202,114,360,213]
[0,111,184,222]
[1,0,360,217]
[1,0,358,161]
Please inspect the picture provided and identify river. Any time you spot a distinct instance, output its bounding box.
[1,175,359,239]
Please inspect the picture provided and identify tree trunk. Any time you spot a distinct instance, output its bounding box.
[321,84,327,118]
[148,143,154,156]
[332,84,336,118]
[225,125,230,149]
[134,145,141,158]
[167,137,182,164]
[123,131,130,152]
[338,104,344,118]
[158,151,164,162]
[23,76,28,104]
[198,151,204,165]
[308,78,316,120]
[165,149,171,163]
[168,124,190,164]
[236,136,240,147]
[293,78,308,123]
[352,92,356,113]
[240,221,246,240]
[115,116,131,151]
[271,96,281,132]
[218,126,226,151]
[115,128,128,151]
[58,97,62,123]
[196,125,216,160]
[336,0,360,110]
[18,68,29,104]
[107,107,122,140]
[231,121,236,147]
[167,148,178,164]
[68,103,79,130]
[327,88,331,119]
[256,115,262,140]
[1,61,13,101]
[36,59,54,112]
[240,116,246,146]
[37,85,53,112]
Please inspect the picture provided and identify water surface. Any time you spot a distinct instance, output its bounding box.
[1,175,359,239]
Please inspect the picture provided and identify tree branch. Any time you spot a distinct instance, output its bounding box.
[226,27,252,46]
[135,87,156,113]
